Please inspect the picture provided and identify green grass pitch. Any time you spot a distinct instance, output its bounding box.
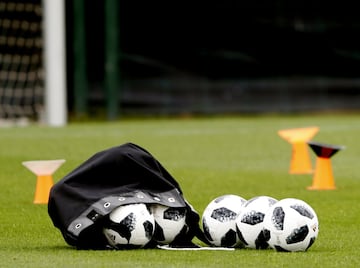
[1,114,360,267]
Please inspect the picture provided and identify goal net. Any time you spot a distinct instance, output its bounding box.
[0,0,44,126]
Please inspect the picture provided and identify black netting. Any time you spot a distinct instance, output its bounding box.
[0,0,43,122]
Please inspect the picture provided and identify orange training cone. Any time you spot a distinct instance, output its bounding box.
[307,141,344,190]
[278,126,319,174]
[22,159,66,204]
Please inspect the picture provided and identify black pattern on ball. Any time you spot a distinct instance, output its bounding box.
[108,212,136,243]
[240,211,265,225]
[163,207,186,221]
[143,220,154,240]
[290,205,314,219]
[274,245,290,252]
[255,230,269,249]
[306,237,316,250]
[221,229,237,247]
[211,207,237,222]
[153,222,165,241]
[286,225,309,244]
[272,207,285,231]
[214,196,226,203]
[202,218,213,242]
[235,225,248,246]
[262,228,271,242]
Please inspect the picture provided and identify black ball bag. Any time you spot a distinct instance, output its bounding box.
[48,142,208,249]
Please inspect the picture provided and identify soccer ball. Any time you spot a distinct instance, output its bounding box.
[236,195,278,249]
[103,203,155,249]
[202,194,246,247]
[262,198,319,252]
[150,204,187,245]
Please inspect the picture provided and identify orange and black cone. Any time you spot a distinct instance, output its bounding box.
[307,141,344,190]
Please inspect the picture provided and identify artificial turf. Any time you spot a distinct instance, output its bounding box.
[0,114,359,267]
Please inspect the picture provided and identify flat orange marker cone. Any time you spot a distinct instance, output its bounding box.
[278,126,319,174]
[22,159,65,204]
[307,141,344,190]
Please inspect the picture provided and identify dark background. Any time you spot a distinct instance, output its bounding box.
[66,1,360,116]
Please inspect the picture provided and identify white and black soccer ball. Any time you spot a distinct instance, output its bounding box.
[202,194,246,247]
[236,195,278,249]
[150,204,187,245]
[262,198,319,252]
[103,203,155,249]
